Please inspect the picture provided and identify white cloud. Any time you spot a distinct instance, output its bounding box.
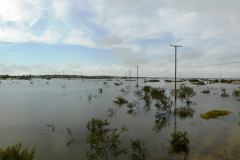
[100,36,123,46]
[30,30,61,44]
[65,29,97,48]
[0,0,240,77]
[52,0,69,19]
[7,53,23,56]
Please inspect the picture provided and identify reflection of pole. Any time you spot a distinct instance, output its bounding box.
[136,66,139,87]
[170,44,182,103]
[174,101,177,132]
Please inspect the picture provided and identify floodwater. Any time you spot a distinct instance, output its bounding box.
[0,79,239,160]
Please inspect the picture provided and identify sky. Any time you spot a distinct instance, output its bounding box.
[0,0,240,78]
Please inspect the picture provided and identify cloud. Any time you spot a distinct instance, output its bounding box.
[100,36,123,46]
[65,29,97,48]
[7,53,23,56]
[217,52,240,61]
[112,47,148,67]
[180,50,204,60]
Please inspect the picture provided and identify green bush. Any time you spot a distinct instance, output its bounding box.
[0,142,36,160]
[150,88,166,100]
[221,88,229,97]
[177,84,196,105]
[232,87,240,97]
[86,118,127,159]
[142,86,151,93]
[200,110,232,120]
[113,96,128,104]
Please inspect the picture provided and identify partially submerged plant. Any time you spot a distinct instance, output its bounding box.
[200,110,232,120]
[127,101,140,116]
[86,118,128,159]
[142,93,151,106]
[127,101,137,109]
[154,96,172,113]
[191,81,205,85]
[221,88,229,97]
[113,96,128,104]
[232,87,240,97]
[114,82,123,86]
[176,84,196,105]
[144,79,160,83]
[142,86,152,94]
[0,142,36,160]
[151,87,166,100]
[202,87,210,94]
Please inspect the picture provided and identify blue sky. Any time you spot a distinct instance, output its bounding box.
[0,0,240,78]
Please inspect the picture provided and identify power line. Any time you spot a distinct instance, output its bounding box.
[178,6,240,44]
[182,18,240,46]
[179,61,240,69]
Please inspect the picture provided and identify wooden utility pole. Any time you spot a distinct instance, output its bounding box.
[170,44,182,102]
[136,66,139,87]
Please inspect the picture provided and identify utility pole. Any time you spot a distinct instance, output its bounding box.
[136,66,140,87]
[170,44,182,102]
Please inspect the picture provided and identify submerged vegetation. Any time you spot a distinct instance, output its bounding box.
[200,110,232,120]
[1,77,239,159]
[0,142,36,160]
[191,81,205,85]
[221,88,229,97]
[144,79,160,83]
[113,96,128,104]
[86,118,128,160]
[232,87,240,97]
[202,87,210,94]
[175,84,196,105]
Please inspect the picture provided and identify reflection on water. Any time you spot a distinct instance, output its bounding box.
[152,112,171,133]
[66,128,75,149]
[174,106,195,120]
[46,122,55,132]
[0,79,239,159]
[168,131,190,160]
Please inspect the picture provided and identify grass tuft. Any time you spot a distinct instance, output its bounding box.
[200,110,232,120]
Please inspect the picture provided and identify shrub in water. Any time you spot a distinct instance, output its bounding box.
[200,110,232,120]
[0,142,36,160]
[177,84,196,105]
[113,96,128,104]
